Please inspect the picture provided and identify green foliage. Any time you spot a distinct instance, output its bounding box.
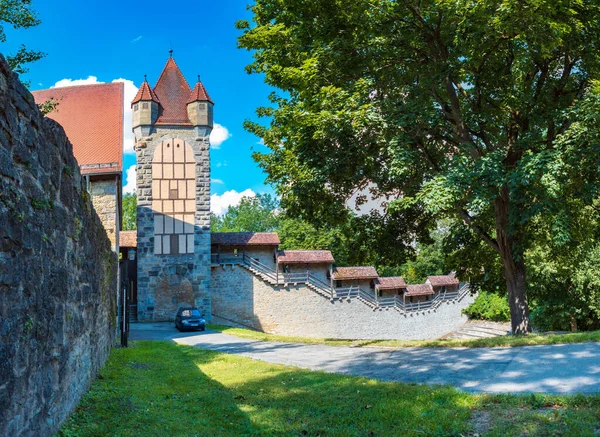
[238,0,600,332]
[57,341,600,436]
[30,196,53,210]
[122,193,137,231]
[211,194,420,267]
[526,204,600,331]
[463,292,511,322]
[0,0,44,83]
[211,193,279,232]
[38,97,58,116]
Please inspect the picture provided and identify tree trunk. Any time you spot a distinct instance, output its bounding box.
[495,189,532,335]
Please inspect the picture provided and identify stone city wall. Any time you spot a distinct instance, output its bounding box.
[209,265,475,340]
[0,55,116,436]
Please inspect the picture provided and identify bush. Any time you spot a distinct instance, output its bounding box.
[463,292,510,322]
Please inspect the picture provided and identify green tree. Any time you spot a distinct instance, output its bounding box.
[1,0,45,82]
[122,193,137,231]
[238,0,600,334]
[211,194,280,232]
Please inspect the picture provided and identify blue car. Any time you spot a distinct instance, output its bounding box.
[175,307,206,332]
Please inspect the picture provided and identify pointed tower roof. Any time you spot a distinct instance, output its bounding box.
[153,57,192,125]
[188,77,213,104]
[132,78,159,104]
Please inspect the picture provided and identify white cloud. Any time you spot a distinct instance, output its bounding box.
[211,178,224,184]
[131,36,142,43]
[123,165,136,194]
[210,123,231,148]
[211,189,255,215]
[52,76,139,155]
[52,76,100,88]
[112,78,138,154]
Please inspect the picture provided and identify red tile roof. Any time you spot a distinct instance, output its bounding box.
[188,79,213,104]
[333,266,379,280]
[426,275,459,287]
[132,80,159,104]
[32,83,124,174]
[277,250,334,264]
[153,57,192,125]
[120,231,137,248]
[405,284,435,296]
[211,232,280,246]
[375,276,407,290]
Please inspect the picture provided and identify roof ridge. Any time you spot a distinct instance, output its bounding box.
[187,80,213,104]
[132,80,160,104]
[153,57,191,91]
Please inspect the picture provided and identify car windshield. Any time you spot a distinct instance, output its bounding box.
[181,309,202,318]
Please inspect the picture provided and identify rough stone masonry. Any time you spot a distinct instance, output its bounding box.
[0,54,116,436]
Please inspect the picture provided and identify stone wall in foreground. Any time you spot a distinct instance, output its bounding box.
[0,54,116,436]
[210,266,475,340]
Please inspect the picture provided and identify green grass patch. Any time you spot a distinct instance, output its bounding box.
[58,341,600,436]
[207,324,600,349]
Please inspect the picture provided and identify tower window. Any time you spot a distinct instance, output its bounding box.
[142,102,149,109]
[134,104,139,111]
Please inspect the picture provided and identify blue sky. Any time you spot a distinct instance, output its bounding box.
[3,0,274,213]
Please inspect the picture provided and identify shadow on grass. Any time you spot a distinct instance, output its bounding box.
[57,341,257,437]
[58,340,600,436]
[176,343,475,436]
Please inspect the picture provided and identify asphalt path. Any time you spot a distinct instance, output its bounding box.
[130,323,600,395]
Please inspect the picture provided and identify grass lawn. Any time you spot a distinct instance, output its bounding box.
[207,324,600,349]
[58,341,600,436]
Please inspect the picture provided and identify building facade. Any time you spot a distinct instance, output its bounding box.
[133,56,213,321]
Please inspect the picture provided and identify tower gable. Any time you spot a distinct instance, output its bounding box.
[153,58,192,125]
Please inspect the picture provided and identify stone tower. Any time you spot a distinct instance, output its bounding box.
[132,55,213,321]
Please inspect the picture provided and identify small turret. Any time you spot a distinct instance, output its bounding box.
[187,75,214,137]
[132,76,159,137]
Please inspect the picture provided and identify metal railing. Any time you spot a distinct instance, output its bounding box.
[211,253,471,313]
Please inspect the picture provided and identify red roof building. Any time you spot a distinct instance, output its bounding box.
[277,250,334,264]
[375,276,407,290]
[120,231,137,248]
[426,275,460,287]
[405,284,435,296]
[211,232,281,246]
[332,266,379,280]
[32,83,124,175]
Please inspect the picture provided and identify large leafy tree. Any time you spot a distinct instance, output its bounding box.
[211,194,280,232]
[238,0,600,334]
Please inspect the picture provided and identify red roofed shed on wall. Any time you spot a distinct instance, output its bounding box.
[31,82,125,253]
[32,83,124,175]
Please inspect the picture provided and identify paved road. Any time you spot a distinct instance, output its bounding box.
[130,323,600,395]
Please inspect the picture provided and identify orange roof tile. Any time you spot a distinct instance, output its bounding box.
[211,232,281,246]
[153,57,192,125]
[187,79,213,104]
[120,231,137,248]
[32,83,124,174]
[405,284,435,296]
[333,266,379,280]
[375,276,407,290]
[132,80,159,104]
[426,275,459,287]
[277,250,334,264]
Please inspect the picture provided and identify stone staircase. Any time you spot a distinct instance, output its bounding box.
[442,321,511,340]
